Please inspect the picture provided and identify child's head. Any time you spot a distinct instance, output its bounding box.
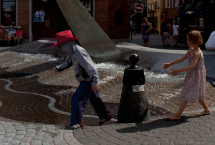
[187,30,203,47]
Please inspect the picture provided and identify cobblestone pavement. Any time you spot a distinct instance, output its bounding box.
[0,111,215,144]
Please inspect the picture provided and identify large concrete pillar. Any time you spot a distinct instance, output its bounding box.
[56,0,120,61]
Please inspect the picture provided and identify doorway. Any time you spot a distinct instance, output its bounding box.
[32,0,70,40]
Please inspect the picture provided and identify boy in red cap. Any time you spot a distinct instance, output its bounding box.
[53,30,112,129]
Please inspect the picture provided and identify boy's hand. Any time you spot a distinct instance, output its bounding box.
[92,86,99,92]
[170,69,179,76]
[163,63,171,70]
[54,67,59,72]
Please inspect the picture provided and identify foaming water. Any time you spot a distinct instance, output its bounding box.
[19,53,59,62]
[95,62,125,70]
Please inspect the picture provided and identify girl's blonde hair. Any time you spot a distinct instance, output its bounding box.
[187,30,203,45]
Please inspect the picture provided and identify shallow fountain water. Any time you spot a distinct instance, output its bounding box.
[0,51,214,125]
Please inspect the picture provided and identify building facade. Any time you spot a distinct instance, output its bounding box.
[162,0,215,43]
[147,0,163,34]
[0,0,130,43]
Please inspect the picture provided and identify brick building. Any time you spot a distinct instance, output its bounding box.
[0,0,130,43]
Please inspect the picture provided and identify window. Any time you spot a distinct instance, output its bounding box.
[1,0,16,26]
[148,3,151,10]
[165,0,170,8]
[154,2,157,13]
[115,9,123,27]
[80,0,93,16]
[172,0,179,7]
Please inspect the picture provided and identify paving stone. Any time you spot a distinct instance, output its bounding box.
[1,137,13,142]
[12,123,26,131]
[21,136,33,142]
[0,142,10,145]
[31,140,42,145]
[41,142,55,145]
[10,139,21,144]
[63,130,82,145]
[52,130,63,144]
[160,142,174,145]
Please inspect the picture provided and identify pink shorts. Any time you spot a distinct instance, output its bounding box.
[173,36,179,40]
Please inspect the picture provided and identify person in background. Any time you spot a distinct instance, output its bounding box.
[53,30,112,129]
[205,31,215,51]
[163,22,170,47]
[133,22,136,35]
[163,30,210,120]
[172,21,179,47]
[2,25,16,45]
[141,18,153,47]
[14,26,23,45]
[160,22,165,46]
[0,25,4,41]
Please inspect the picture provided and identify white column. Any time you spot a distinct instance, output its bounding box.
[29,0,32,42]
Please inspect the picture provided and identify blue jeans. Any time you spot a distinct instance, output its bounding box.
[70,81,109,124]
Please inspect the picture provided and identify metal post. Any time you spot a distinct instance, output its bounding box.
[118,54,150,123]
[29,0,32,42]
[130,20,133,42]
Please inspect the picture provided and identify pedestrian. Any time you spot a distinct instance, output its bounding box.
[0,25,4,41]
[160,22,165,46]
[163,30,211,120]
[163,21,170,47]
[172,21,179,47]
[132,22,136,35]
[141,18,153,47]
[53,30,112,129]
[14,26,23,45]
[2,25,16,45]
[205,30,215,51]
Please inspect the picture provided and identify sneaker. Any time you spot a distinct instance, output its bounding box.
[66,124,81,130]
[66,121,85,130]
[99,114,112,125]
[167,43,170,47]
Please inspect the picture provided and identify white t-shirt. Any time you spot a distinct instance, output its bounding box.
[6,29,16,35]
[205,31,215,48]
[173,25,179,36]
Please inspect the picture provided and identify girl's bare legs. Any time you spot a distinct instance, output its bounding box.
[197,100,211,116]
[166,101,187,120]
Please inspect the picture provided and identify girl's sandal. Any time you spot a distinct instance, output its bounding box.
[196,110,211,116]
[166,115,181,120]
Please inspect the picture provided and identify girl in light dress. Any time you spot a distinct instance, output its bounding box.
[163,30,211,120]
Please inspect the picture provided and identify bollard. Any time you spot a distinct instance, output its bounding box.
[118,53,150,123]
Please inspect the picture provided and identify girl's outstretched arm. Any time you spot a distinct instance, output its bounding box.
[163,49,190,70]
[170,51,201,75]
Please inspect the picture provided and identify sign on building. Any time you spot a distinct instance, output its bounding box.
[134,3,144,13]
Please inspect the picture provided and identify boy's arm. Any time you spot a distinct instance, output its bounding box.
[54,54,73,72]
[78,50,99,86]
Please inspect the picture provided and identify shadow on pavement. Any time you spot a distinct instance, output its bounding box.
[116,115,199,133]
